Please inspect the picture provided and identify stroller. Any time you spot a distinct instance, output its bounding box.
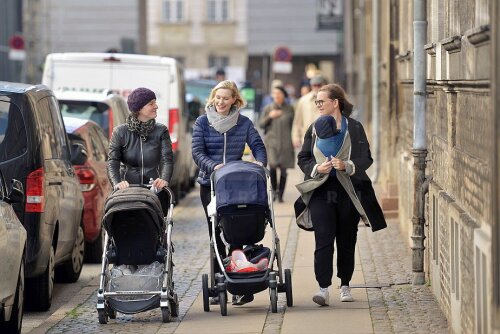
[96,185,178,324]
[202,160,293,315]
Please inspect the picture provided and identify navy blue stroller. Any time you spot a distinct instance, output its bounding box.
[201,160,293,315]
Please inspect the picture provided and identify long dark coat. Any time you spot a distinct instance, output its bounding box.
[258,103,295,168]
[297,117,387,232]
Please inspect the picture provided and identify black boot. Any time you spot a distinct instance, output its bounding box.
[278,171,287,202]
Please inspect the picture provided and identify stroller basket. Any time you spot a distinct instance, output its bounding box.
[218,204,268,245]
[106,264,164,314]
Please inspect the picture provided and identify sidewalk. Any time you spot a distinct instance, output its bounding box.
[176,167,450,334]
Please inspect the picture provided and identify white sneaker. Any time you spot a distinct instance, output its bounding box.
[312,287,330,306]
[340,285,354,302]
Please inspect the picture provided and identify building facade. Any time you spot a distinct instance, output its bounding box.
[147,0,248,81]
[348,0,499,333]
[24,0,139,83]
[246,0,344,97]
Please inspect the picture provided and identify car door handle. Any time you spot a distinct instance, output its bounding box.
[49,181,62,186]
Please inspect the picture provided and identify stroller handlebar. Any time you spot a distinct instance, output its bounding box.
[112,184,176,205]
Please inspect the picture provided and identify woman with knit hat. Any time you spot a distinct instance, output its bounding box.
[297,83,386,307]
[107,87,174,215]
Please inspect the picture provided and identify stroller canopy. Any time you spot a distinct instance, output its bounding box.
[213,161,268,209]
[102,186,165,235]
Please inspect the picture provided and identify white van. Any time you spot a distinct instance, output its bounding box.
[42,52,195,200]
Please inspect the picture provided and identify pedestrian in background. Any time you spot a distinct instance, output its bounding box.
[297,83,386,307]
[191,80,267,306]
[107,87,173,216]
[291,75,327,149]
[258,86,294,202]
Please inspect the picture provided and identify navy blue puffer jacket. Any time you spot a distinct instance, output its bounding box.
[192,114,267,186]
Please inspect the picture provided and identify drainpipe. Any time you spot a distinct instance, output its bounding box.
[370,0,380,182]
[411,0,428,285]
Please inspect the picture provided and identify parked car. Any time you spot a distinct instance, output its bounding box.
[43,52,197,200]
[0,82,86,311]
[64,117,111,263]
[0,173,26,333]
[55,90,128,138]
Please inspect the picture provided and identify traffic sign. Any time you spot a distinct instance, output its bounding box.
[274,46,292,62]
[9,35,24,50]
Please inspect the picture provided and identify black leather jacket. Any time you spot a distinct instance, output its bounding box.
[107,123,174,187]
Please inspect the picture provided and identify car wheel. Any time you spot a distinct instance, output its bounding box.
[85,226,104,263]
[4,258,25,333]
[55,224,84,283]
[26,246,54,311]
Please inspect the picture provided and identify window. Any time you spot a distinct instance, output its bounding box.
[47,97,70,160]
[163,0,185,23]
[0,97,27,162]
[208,55,229,69]
[207,0,230,22]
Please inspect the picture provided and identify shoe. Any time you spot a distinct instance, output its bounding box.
[232,294,254,305]
[340,285,354,302]
[312,287,330,306]
[210,296,219,305]
[278,196,284,203]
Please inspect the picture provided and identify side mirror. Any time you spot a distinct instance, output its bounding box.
[6,179,24,204]
[70,143,88,165]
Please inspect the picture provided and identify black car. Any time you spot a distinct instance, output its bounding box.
[0,82,86,311]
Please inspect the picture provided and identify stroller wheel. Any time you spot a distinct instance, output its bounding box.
[170,293,179,317]
[107,306,117,319]
[285,269,293,307]
[98,309,108,324]
[161,306,171,323]
[202,274,210,312]
[270,287,278,313]
[219,291,227,316]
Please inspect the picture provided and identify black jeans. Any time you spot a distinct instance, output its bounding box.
[269,166,288,199]
[308,177,361,288]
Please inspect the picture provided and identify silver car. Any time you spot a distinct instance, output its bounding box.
[0,174,27,334]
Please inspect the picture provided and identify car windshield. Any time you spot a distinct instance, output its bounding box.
[59,100,110,135]
[0,95,28,162]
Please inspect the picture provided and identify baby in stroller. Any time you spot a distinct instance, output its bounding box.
[202,160,293,315]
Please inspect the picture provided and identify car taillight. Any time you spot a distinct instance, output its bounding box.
[26,168,45,213]
[168,108,179,152]
[108,107,114,138]
[74,166,96,191]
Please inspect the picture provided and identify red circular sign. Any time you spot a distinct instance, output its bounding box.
[9,35,25,50]
[274,46,292,62]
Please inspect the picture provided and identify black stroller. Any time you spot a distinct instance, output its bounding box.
[201,161,293,315]
[96,186,178,323]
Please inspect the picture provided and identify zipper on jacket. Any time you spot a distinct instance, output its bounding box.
[140,139,144,184]
[223,132,227,165]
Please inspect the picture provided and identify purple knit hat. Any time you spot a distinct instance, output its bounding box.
[127,87,156,112]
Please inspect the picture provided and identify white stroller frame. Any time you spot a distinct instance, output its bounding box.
[202,163,293,315]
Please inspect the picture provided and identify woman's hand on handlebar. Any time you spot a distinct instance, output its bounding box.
[152,178,168,189]
[114,181,130,190]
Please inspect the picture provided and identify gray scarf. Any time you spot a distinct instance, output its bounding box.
[206,104,239,134]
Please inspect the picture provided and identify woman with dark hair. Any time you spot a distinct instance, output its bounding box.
[297,83,386,306]
[192,80,267,306]
[107,87,173,215]
[258,86,295,202]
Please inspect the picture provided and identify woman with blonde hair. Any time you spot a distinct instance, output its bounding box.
[192,80,267,305]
